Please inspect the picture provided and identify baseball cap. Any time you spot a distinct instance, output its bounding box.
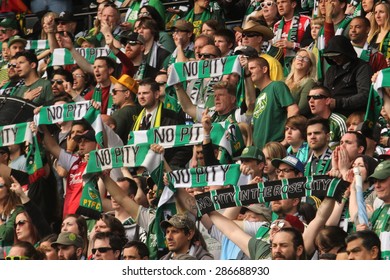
[51,232,84,248]
[368,160,390,180]
[0,18,18,29]
[120,32,145,45]
[240,146,265,162]
[233,45,259,58]
[8,35,27,48]
[55,11,76,23]
[284,215,305,233]
[73,130,96,142]
[271,155,305,174]
[110,74,138,94]
[160,214,195,232]
[172,19,194,33]
[243,203,271,222]
[76,35,100,47]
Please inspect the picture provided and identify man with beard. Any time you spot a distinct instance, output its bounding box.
[271,227,305,260]
[51,232,84,260]
[50,68,73,98]
[0,56,23,95]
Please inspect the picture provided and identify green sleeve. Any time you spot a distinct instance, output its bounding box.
[0,206,24,247]
[150,0,166,22]
[297,78,315,116]
[248,237,271,260]
[275,81,295,108]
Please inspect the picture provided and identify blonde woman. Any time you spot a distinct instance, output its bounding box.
[368,1,390,62]
[285,49,317,117]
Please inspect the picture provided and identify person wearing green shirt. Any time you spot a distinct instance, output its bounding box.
[11,51,53,106]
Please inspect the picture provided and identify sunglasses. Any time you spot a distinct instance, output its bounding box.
[138,11,150,17]
[260,1,275,8]
[0,29,10,34]
[50,79,64,85]
[15,219,28,227]
[0,183,5,188]
[199,53,217,59]
[92,247,113,254]
[126,41,141,46]
[7,63,17,68]
[157,81,166,86]
[242,33,261,38]
[112,89,128,95]
[270,220,285,229]
[306,94,327,101]
[5,256,29,260]
[296,55,310,62]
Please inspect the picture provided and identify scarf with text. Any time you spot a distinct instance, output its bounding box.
[0,122,43,179]
[195,175,349,215]
[127,121,245,158]
[168,164,251,189]
[34,101,91,125]
[50,48,120,66]
[92,83,115,116]
[167,55,242,86]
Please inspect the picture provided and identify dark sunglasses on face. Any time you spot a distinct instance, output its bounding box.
[157,81,166,86]
[15,219,28,227]
[112,89,128,95]
[8,63,17,68]
[242,33,261,38]
[306,94,327,101]
[199,53,217,59]
[92,247,113,254]
[5,256,29,260]
[0,183,5,188]
[51,79,64,85]
[126,41,140,46]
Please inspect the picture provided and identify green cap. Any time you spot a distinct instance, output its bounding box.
[368,160,390,180]
[0,18,18,29]
[8,35,27,47]
[51,232,84,248]
[240,146,265,162]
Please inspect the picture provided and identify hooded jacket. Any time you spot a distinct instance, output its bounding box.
[324,36,372,116]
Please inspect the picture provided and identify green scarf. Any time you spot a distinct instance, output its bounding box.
[379,31,390,59]
[34,101,91,125]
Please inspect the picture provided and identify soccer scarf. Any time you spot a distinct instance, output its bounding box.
[0,79,24,96]
[274,15,300,76]
[168,164,251,188]
[0,122,43,178]
[304,148,332,176]
[335,16,353,36]
[167,55,242,86]
[243,0,261,25]
[147,42,159,69]
[34,101,91,125]
[132,102,163,131]
[128,121,245,158]
[124,1,141,24]
[379,31,390,60]
[25,40,49,50]
[352,2,362,17]
[354,42,371,62]
[195,175,349,215]
[92,83,115,116]
[50,48,120,66]
[365,68,390,125]
[316,27,326,81]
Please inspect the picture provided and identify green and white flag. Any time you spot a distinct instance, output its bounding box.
[127,121,244,157]
[0,122,32,147]
[34,101,91,125]
[83,106,104,148]
[168,164,251,188]
[167,55,242,86]
[26,40,49,50]
[365,68,390,124]
[195,175,349,215]
[50,47,120,66]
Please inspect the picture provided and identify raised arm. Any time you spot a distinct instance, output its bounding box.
[173,83,197,120]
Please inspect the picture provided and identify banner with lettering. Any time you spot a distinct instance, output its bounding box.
[50,47,120,66]
[0,122,44,178]
[168,164,251,188]
[127,121,244,157]
[34,101,91,125]
[26,40,49,50]
[195,175,349,215]
[167,55,242,86]
[0,122,32,147]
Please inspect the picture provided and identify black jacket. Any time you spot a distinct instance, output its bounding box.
[324,36,372,116]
